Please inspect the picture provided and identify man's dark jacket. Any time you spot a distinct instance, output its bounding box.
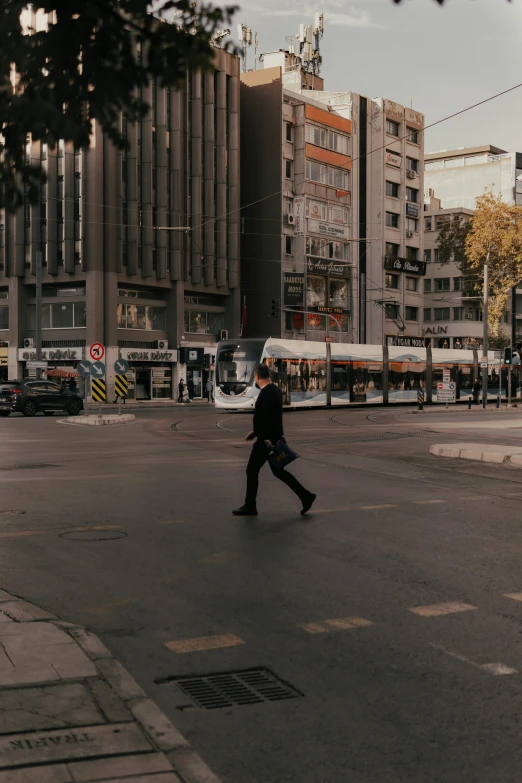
[253,383,284,445]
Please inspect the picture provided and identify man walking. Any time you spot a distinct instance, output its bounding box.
[233,363,316,517]
[206,377,214,403]
[178,378,185,404]
[472,377,481,405]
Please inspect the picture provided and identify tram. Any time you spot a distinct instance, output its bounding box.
[214,337,519,410]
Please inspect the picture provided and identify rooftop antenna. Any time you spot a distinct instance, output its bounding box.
[254,32,259,69]
[409,95,414,109]
[296,11,324,78]
[237,23,253,72]
[211,28,231,47]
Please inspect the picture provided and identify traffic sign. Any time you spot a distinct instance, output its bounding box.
[26,361,48,369]
[77,360,92,377]
[114,358,129,374]
[89,343,105,362]
[90,361,106,378]
[115,374,128,399]
[91,378,106,402]
[442,370,450,383]
[437,381,456,403]
[325,336,334,343]
[494,350,504,359]
[481,361,488,369]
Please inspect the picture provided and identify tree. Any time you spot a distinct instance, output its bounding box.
[0,0,235,211]
[436,213,480,296]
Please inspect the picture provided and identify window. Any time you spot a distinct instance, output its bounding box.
[434,307,450,321]
[306,237,350,261]
[385,242,399,259]
[328,129,349,154]
[307,275,326,307]
[453,307,464,321]
[434,278,450,292]
[424,249,432,264]
[329,278,348,309]
[406,157,419,173]
[306,198,328,221]
[306,159,327,184]
[424,308,431,322]
[0,290,8,300]
[424,218,432,231]
[286,122,293,142]
[407,127,419,144]
[435,216,450,230]
[305,123,349,155]
[328,167,349,190]
[0,307,8,330]
[386,181,399,198]
[329,205,348,225]
[405,218,418,233]
[406,277,418,292]
[285,159,293,179]
[406,187,418,203]
[117,304,167,331]
[424,279,432,293]
[406,246,418,261]
[385,273,399,289]
[386,212,399,228]
[385,303,399,319]
[386,119,399,137]
[183,310,224,335]
[285,236,293,255]
[28,301,86,330]
[454,277,462,291]
[405,306,418,321]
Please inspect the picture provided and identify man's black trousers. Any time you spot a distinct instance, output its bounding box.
[245,439,308,508]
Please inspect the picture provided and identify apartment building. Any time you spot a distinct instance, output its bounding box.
[240,50,424,346]
[0,9,241,401]
[422,200,478,349]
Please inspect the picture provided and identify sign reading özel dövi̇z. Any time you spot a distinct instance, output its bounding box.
[18,348,84,361]
[384,256,426,276]
[119,348,177,363]
[307,257,350,278]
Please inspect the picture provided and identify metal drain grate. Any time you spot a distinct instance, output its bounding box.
[293,430,434,446]
[170,668,303,710]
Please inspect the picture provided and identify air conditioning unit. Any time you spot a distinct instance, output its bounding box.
[219,329,229,341]
[406,230,414,238]
[157,340,169,350]
[23,338,35,349]
[285,213,295,225]
[406,170,417,179]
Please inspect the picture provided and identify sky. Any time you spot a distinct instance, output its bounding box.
[220,0,522,154]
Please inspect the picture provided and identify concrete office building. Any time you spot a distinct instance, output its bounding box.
[0,8,241,400]
[240,48,425,346]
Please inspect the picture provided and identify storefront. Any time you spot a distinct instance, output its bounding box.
[0,342,8,382]
[119,348,177,401]
[18,347,84,380]
[304,257,351,335]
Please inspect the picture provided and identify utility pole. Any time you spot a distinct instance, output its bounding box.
[35,250,42,381]
[481,255,489,408]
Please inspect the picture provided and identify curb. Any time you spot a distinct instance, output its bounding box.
[67,414,136,426]
[0,590,221,783]
[430,443,522,466]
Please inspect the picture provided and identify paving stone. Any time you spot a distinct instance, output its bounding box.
[96,659,146,701]
[0,684,103,734]
[0,622,70,644]
[0,615,12,625]
[0,763,72,782]
[0,602,57,622]
[68,752,172,781]
[0,592,20,604]
[167,749,222,783]
[69,629,112,661]
[130,700,189,752]
[0,723,151,768]
[87,680,133,724]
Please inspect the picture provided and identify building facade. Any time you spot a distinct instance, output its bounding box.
[240,55,425,346]
[0,9,241,400]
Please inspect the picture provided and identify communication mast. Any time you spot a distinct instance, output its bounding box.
[237,23,253,72]
[297,11,324,76]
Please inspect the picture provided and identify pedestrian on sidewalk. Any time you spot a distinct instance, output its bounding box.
[472,377,481,405]
[233,363,316,517]
[187,378,195,401]
[206,377,214,403]
[178,378,185,403]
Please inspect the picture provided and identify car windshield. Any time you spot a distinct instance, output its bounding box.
[215,342,263,395]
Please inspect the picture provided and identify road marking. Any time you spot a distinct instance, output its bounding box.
[300,616,374,634]
[504,592,522,602]
[409,601,477,617]
[430,644,517,676]
[413,499,447,505]
[360,504,396,510]
[458,497,484,501]
[165,634,245,654]
[200,551,242,565]
[309,507,353,514]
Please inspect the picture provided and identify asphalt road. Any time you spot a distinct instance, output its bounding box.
[4,403,522,782]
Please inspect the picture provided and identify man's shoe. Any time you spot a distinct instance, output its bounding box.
[232,505,258,516]
[301,492,316,516]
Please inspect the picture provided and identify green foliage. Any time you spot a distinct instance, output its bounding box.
[0,0,236,211]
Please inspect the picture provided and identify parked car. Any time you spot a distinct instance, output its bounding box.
[0,380,83,417]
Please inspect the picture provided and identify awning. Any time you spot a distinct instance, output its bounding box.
[44,368,79,378]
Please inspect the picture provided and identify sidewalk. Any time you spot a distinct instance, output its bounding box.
[0,590,220,783]
[85,400,211,413]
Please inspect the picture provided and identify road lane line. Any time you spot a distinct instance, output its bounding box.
[413,499,447,505]
[300,616,374,633]
[409,601,477,617]
[165,634,245,654]
[360,504,397,510]
[309,507,353,514]
[430,644,517,676]
[504,593,522,602]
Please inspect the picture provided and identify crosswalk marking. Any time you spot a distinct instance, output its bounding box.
[504,593,522,602]
[408,602,477,618]
[300,617,374,634]
[165,634,245,654]
[413,499,447,505]
[360,504,396,510]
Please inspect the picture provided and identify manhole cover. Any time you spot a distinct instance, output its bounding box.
[59,530,127,541]
[160,667,303,710]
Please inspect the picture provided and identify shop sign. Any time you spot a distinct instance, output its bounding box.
[424,326,448,335]
[384,256,426,276]
[294,197,305,236]
[386,335,425,348]
[283,273,304,306]
[308,219,349,240]
[0,348,7,367]
[386,151,402,168]
[120,348,177,363]
[406,202,420,218]
[18,347,84,361]
[315,306,344,315]
[307,257,350,278]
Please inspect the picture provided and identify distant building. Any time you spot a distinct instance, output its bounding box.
[240,40,424,346]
